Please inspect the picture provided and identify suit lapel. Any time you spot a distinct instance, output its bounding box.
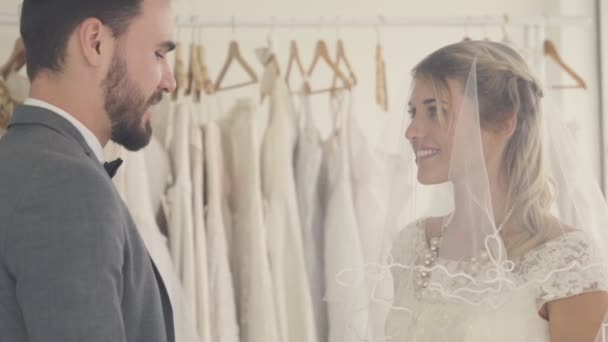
[149,258,175,342]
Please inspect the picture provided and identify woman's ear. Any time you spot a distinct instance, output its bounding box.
[500,111,518,138]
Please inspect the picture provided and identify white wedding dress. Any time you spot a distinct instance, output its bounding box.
[203,116,240,342]
[221,98,280,342]
[258,49,318,342]
[322,93,371,342]
[294,90,328,342]
[385,220,608,342]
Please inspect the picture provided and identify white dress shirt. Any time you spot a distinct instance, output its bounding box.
[24,98,105,162]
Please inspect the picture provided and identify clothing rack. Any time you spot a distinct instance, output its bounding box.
[174,15,592,29]
[0,13,592,28]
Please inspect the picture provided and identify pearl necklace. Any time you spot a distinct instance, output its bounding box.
[415,207,515,289]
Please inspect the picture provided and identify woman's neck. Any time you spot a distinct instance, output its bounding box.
[451,168,511,230]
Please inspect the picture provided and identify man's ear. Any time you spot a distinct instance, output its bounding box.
[77,18,108,67]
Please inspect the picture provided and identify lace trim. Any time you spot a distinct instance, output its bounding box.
[390,221,608,306]
[516,231,608,307]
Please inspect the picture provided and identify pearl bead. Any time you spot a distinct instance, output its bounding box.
[424,251,433,259]
[430,245,438,252]
[424,259,432,266]
[421,271,429,277]
[430,237,440,247]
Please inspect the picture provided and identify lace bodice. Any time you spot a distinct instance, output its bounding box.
[385,220,608,342]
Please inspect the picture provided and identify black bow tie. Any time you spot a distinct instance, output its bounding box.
[103,158,123,178]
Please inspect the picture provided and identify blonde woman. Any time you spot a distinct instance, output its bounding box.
[377,41,608,342]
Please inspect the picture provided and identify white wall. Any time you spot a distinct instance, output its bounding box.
[0,0,601,184]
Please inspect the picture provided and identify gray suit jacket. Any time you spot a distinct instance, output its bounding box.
[0,105,174,342]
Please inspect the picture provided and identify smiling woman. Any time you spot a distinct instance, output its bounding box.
[352,40,608,342]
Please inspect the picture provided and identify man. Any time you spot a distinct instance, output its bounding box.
[0,0,177,341]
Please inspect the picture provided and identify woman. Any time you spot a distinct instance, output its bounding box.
[381,41,608,341]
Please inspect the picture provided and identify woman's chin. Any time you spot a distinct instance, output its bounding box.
[417,172,448,185]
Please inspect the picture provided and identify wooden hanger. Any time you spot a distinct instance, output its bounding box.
[307,40,351,95]
[196,44,215,95]
[332,39,357,86]
[172,42,188,100]
[0,38,25,79]
[544,39,587,90]
[186,41,203,101]
[214,40,258,92]
[285,40,308,92]
[376,44,388,112]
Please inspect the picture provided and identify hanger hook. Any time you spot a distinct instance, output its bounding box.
[318,16,325,36]
[464,16,471,40]
[190,15,197,43]
[269,16,277,36]
[197,19,203,43]
[335,16,341,40]
[481,19,489,40]
[375,15,385,45]
[267,16,276,52]
[502,13,512,43]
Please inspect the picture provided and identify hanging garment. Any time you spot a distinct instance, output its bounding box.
[293,88,329,342]
[189,109,212,342]
[221,98,280,342]
[143,136,172,225]
[347,102,396,340]
[165,95,197,323]
[203,103,240,342]
[257,48,318,342]
[322,93,371,342]
[104,141,200,342]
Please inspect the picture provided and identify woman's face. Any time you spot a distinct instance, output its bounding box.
[405,77,458,185]
[406,76,502,185]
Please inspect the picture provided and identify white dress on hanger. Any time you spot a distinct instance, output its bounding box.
[203,105,240,342]
[346,99,395,340]
[322,93,371,342]
[257,48,318,342]
[221,98,280,342]
[189,108,212,342]
[165,93,197,321]
[104,142,200,342]
[294,90,328,342]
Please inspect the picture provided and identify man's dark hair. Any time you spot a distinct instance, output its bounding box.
[20,0,144,80]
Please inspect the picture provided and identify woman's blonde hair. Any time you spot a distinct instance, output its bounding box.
[413,40,553,255]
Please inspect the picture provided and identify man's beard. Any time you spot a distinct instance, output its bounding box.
[102,51,162,151]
